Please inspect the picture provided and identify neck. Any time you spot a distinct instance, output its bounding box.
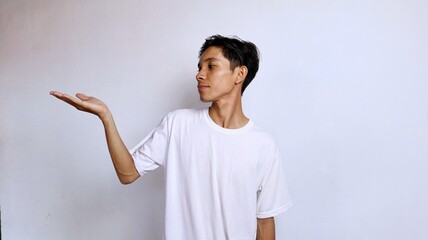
[209,95,248,129]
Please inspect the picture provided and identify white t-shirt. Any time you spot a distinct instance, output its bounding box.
[131,108,292,240]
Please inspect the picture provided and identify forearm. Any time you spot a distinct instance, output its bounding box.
[49,91,139,184]
[101,112,140,184]
[256,217,275,240]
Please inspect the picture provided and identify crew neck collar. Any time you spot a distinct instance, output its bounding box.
[203,108,253,134]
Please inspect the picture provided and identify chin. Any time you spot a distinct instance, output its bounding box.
[199,94,213,102]
[199,97,212,103]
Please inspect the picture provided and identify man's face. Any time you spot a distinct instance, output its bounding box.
[196,46,241,102]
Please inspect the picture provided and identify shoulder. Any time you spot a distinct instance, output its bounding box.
[167,108,203,116]
[248,123,278,147]
[166,108,204,119]
[162,108,206,125]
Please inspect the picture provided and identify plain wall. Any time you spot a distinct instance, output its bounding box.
[1,0,427,239]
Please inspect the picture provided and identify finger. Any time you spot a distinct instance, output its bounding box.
[76,93,90,101]
[53,93,85,108]
[50,90,64,97]
[50,91,81,104]
[62,93,83,105]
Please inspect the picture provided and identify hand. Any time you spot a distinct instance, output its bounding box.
[50,91,110,121]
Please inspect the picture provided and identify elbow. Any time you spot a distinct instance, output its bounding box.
[116,166,140,185]
[119,179,134,185]
[118,173,140,185]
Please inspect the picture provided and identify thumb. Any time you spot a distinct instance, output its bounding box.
[76,93,90,101]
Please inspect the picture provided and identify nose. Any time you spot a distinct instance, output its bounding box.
[196,69,205,81]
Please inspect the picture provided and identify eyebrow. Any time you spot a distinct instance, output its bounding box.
[197,57,220,68]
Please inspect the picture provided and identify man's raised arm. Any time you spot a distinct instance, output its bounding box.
[50,91,140,184]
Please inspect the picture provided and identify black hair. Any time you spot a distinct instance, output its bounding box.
[199,35,260,95]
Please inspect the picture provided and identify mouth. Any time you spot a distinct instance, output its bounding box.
[197,85,209,92]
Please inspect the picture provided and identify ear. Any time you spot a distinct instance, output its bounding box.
[235,66,248,84]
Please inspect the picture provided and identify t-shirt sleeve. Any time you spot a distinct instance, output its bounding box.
[256,146,293,218]
[129,114,170,176]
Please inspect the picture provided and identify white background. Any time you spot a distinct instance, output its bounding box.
[1,0,427,239]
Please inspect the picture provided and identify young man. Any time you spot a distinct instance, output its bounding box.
[50,35,292,240]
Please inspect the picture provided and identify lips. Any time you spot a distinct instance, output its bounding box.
[197,85,209,91]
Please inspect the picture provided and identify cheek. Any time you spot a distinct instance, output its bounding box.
[212,81,231,94]
[206,70,236,95]
[216,71,235,87]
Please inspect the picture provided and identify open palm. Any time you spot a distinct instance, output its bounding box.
[50,91,109,119]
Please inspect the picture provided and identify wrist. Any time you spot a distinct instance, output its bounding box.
[99,109,113,124]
